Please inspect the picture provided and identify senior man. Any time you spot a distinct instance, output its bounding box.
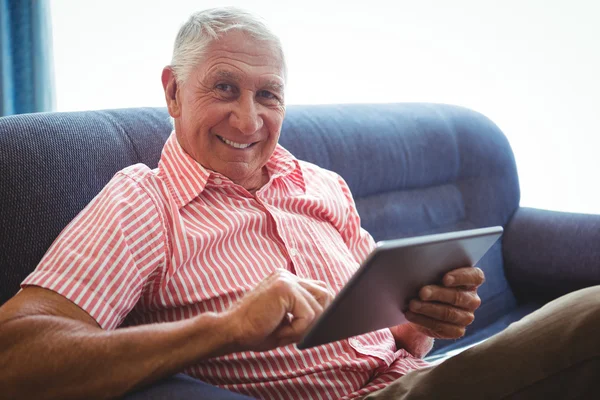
[1,7,599,400]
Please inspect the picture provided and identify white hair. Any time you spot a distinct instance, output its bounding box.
[170,7,287,85]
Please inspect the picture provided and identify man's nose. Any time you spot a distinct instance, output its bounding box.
[230,93,263,135]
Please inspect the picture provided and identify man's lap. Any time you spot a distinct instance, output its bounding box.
[122,286,600,400]
[363,285,600,399]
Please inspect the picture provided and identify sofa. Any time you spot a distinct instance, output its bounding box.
[1,103,599,398]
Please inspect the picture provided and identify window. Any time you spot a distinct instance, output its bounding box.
[51,0,600,214]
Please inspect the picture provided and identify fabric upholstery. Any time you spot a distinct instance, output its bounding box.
[0,103,575,356]
[0,108,171,305]
[124,374,255,400]
[503,207,600,302]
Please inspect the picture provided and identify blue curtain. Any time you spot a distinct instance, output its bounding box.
[0,0,54,116]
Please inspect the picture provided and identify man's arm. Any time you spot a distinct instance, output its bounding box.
[0,270,332,400]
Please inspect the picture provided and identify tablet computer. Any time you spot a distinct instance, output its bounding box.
[296,226,503,350]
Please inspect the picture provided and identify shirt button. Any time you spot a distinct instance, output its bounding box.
[214,178,223,185]
[289,248,298,257]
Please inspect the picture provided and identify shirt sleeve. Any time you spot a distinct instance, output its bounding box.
[21,171,166,330]
[336,175,377,264]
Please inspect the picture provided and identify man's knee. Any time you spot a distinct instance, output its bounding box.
[544,285,600,355]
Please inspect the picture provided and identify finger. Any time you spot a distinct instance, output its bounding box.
[443,267,485,288]
[298,280,335,309]
[311,279,329,288]
[409,299,475,327]
[419,286,481,311]
[266,271,326,313]
[267,274,320,321]
[405,311,466,340]
[266,268,297,283]
[276,287,321,342]
[296,284,325,316]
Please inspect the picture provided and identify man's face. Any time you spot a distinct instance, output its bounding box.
[164,30,286,191]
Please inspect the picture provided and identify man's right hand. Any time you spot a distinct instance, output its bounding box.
[223,269,334,352]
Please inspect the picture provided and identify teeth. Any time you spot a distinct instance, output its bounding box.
[219,136,252,149]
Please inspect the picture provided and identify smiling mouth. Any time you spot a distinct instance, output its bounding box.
[217,135,256,149]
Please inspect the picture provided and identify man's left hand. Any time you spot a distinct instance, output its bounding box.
[404,266,485,339]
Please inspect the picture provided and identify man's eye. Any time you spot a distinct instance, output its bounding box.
[258,90,278,100]
[216,83,235,93]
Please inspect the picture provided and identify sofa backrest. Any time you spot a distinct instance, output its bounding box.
[0,104,520,330]
[0,108,171,305]
[281,104,521,331]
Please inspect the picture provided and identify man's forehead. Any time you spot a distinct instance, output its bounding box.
[207,69,284,87]
[199,32,285,79]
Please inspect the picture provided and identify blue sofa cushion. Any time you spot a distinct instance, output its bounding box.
[124,374,255,400]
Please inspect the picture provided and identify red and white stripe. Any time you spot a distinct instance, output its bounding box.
[23,131,429,399]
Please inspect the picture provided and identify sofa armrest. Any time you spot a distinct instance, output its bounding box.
[503,207,600,302]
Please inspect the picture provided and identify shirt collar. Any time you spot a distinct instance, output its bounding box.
[158,131,306,208]
[265,145,306,193]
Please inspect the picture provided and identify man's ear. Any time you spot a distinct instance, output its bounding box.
[162,67,181,118]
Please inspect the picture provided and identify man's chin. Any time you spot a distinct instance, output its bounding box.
[216,164,259,183]
[224,162,272,192]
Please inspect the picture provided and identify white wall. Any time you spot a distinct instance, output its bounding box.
[50,0,600,214]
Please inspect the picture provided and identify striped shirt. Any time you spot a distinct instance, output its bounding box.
[22,131,429,399]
